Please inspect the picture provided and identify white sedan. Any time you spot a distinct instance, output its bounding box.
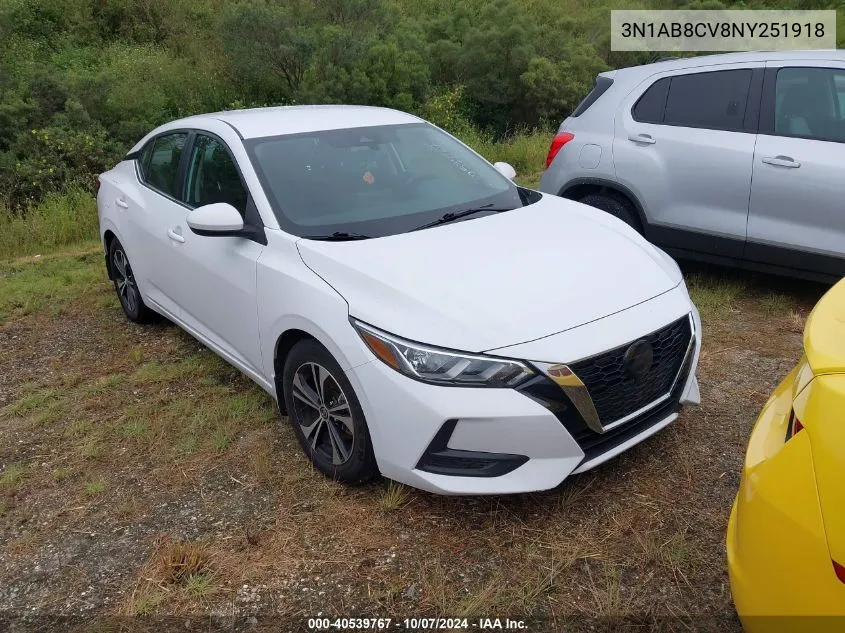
[97,105,701,494]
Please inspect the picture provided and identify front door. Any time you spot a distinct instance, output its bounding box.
[746,63,845,278]
[168,133,265,375]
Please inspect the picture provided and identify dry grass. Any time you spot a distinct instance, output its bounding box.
[0,247,831,629]
[126,537,218,615]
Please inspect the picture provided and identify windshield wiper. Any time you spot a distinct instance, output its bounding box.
[304,232,373,241]
[411,204,512,232]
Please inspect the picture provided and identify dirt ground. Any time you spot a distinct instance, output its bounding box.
[0,249,830,632]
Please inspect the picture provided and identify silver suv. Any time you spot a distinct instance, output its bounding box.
[539,50,845,282]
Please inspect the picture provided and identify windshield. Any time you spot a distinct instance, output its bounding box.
[245,123,528,238]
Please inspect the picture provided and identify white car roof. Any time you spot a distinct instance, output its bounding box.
[171,105,422,140]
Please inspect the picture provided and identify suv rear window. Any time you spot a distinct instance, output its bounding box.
[571,76,614,117]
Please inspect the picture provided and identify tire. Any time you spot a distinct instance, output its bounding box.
[281,339,378,484]
[108,237,155,323]
[578,192,642,234]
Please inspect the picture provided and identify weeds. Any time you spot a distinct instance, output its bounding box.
[1,463,27,487]
[84,478,106,495]
[379,481,411,512]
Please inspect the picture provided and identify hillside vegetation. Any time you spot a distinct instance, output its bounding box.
[0,0,842,253]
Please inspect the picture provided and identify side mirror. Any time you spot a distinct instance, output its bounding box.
[493,161,517,181]
[186,203,244,237]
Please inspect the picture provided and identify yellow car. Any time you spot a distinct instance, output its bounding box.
[728,278,845,632]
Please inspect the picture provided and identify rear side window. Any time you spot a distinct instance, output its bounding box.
[664,69,753,132]
[571,76,614,117]
[137,143,154,181]
[141,132,188,198]
[632,78,670,123]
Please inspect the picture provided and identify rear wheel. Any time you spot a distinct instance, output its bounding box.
[578,192,642,234]
[281,339,378,484]
[108,237,155,323]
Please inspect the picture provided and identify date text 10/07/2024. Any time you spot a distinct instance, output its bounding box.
[307,617,528,630]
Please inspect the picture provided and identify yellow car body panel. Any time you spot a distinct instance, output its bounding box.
[728,278,845,630]
[800,374,845,566]
[804,278,845,374]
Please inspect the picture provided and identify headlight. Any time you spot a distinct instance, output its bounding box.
[351,320,534,387]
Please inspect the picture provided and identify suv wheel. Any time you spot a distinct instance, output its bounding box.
[282,339,378,484]
[579,192,642,234]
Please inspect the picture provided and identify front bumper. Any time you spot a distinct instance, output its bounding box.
[345,288,701,495]
[727,368,845,629]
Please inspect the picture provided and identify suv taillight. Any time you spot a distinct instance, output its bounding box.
[545,132,574,168]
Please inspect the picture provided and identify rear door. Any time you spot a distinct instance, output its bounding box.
[125,131,191,318]
[613,65,763,259]
[746,62,845,278]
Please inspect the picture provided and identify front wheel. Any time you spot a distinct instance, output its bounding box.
[281,339,378,484]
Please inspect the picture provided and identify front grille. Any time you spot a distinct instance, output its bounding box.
[569,316,692,425]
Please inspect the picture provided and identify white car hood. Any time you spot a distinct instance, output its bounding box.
[297,194,682,352]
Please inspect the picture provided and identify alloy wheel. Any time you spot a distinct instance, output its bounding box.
[291,362,355,465]
[112,248,138,314]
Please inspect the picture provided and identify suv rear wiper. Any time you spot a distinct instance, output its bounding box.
[304,232,373,241]
[411,204,512,232]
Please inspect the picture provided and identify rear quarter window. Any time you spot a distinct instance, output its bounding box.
[632,77,670,123]
[571,76,614,117]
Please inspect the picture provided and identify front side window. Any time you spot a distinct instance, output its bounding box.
[185,135,248,214]
[775,67,845,143]
[664,69,753,132]
[246,123,527,238]
[143,132,188,198]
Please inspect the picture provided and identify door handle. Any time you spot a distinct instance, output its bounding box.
[761,155,800,168]
[628,133,656,145]
[115,198,129,209]
[167,227,185,243]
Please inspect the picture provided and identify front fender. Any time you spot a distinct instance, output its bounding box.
[257,231,375,394]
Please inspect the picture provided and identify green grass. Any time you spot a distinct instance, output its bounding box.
[0,250,104,324]
[184,572,216,597]
[379,481,411,511]
[6,387,64,417]
[0,189,99,260]
[84,374,125,396]
[1,463,28,487]
[759,291,795,315]
[121,419,150,439]
[129,587,165,615]
[53,467,72,482]
[84,478,107,495]
[470,128,551,189]
[686,273,747,321]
